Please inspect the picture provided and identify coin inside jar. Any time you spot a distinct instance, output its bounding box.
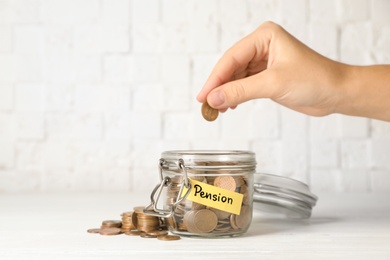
[214,176,237,191]
[234,206,251,229]
[155,150,256,237]
[185,209,218,234]
[201,101,219,121]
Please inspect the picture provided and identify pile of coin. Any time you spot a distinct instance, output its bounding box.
[87,206,180,241]
[120,211,134,232]
[164,173,252,237]
[133,206,160,233]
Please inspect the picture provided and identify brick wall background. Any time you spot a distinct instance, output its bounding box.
[0,0,390,193]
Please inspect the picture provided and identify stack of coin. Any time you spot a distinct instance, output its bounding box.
[87,206,180,241]
[120,212,134,232]
[133,206,160,232]
[99,227,123,236]
[101,220,122,229]
[87,220,123,236]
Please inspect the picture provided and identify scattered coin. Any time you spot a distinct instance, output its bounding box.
[99,227,122,236]
[147,230,168,236]
[201,101,219,121]
[140,232,157,238]
[124,230,141,236]
[101,220,122,228]
[87,228,101,234]
[157,234,181,241]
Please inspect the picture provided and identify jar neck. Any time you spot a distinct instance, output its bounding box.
[160,150,257,172]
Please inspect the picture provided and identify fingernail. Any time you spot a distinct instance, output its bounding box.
[208,90,225,107]
[196,93,202,102]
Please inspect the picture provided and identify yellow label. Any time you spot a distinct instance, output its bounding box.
[181,178,243,215]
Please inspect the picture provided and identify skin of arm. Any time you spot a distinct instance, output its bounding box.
[196,21,390,122]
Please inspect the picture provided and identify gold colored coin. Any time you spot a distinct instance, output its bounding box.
[133,206,145,213]
[101,220,122,228]
[234,206,251,229]
[87,228,101,234]
[147,230,168,236]
[124,230,141,236]
[201,101,219,122]
[240,184,250,205]
[191,201,206,210]
[99,227,122,236]
[192,209,218,233]
[157,234,181,241]
[233,176,244,188]
[213,176,237,191]
[209,207,231,220]
[166,216,177,230]
[230,214,239,230]
[140,232,157,238]
[183,210,197,233]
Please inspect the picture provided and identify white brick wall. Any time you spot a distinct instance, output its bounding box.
[0,0,390,193]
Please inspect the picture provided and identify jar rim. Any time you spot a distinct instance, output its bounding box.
[161,150,257,169]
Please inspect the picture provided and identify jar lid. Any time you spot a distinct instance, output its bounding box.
[253,173,318,219]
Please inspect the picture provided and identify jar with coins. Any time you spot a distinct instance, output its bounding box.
[144,150,256,238]
[144,150,318,238]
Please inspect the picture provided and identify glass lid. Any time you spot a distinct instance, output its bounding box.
[253,173,318,219]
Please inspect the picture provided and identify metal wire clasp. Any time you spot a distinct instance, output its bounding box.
[144,158,191,218]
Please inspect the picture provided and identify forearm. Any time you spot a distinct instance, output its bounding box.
[337,65,390,121]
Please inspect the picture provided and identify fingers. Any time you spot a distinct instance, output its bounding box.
[196,27,271,103]
[206,70,276,110]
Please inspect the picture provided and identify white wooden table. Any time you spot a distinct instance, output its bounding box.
[1,192,389,259]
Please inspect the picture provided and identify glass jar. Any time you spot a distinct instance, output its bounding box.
[144,150,256,238]
[144,150,318,238]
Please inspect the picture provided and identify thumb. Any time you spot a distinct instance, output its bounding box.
[206,71,274,109]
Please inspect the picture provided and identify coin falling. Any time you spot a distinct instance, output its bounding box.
[201,101,219,121]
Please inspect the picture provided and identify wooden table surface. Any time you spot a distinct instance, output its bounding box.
[1,192,389,259]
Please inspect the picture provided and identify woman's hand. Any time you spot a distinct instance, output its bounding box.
[197,21,390,121]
